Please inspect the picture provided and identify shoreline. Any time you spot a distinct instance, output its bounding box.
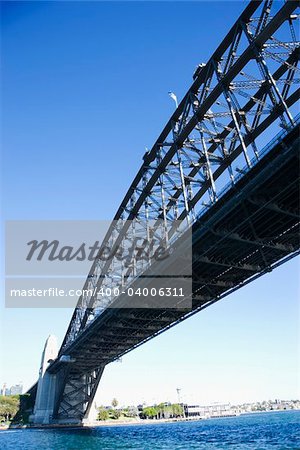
[1,409,298,431]
[1,416,205,431]
[0,415,235,431]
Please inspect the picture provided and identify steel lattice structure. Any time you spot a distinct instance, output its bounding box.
[29,0,300,424]
[62,0,299,348]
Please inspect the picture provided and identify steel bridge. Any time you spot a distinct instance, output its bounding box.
[30,0,300,424]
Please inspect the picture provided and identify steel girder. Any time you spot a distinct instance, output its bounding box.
[40,0,300,423]
[61,0,300,350]
[49,99,300,401]
[52,366,104,422]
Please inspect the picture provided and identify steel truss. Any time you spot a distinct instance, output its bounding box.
[53,367,104,422]
[44,0,299,423]
[62,0,299,350]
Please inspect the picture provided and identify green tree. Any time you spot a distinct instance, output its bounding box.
[172,403,183,417]
[110,409,121,419]
[0,395,20,423]
[122,407,129,417]
[157,403,165,419]
[97,406,109,421]
[143,406,158,419]
[163,405,172,419]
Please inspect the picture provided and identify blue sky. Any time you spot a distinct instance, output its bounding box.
[1,1,299,406]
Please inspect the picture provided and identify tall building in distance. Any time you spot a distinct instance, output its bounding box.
[10,383,23,395]
[0,383,9,396]
[0,382,23,396]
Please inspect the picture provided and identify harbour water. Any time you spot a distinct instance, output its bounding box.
[0,410,299,449]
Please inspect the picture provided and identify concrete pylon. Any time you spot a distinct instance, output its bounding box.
[31,335,58,424]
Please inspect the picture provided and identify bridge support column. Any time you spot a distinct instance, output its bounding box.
[30,335,105,425]
[53,366,105,425]
[30,335,58,425]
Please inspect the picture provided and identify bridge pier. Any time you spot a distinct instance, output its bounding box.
[29,335,58,425]
[52,367,104,425]
[30,335,104,425]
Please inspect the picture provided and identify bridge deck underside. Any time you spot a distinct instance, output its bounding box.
[50,127,299,376]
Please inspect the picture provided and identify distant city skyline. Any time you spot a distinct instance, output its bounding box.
[1,382,23,396]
